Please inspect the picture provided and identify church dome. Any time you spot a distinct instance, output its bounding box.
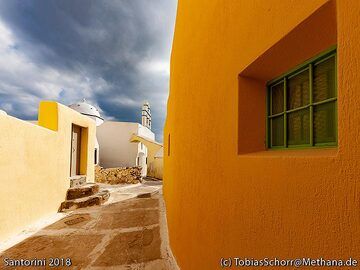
[68,99,104,126]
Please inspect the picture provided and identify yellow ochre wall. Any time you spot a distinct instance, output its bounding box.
[0,101,96,241]
[164,1,360,269]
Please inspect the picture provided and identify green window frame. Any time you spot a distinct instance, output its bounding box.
[266,47,337,149]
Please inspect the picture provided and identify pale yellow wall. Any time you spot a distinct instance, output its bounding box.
[153,157,163,179]
[130,135,163,179]
[0,101,96,241]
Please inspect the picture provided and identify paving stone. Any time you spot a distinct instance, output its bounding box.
[143,259,178,270]
[102,198,159,213]
[44,214,92,230]
[93,227,161,266]
[95,209,159,230]
[0,234,103,269]
[137,193,152,198]
[0,184,178,269]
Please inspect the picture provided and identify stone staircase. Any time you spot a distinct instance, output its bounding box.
[59,182,110,212]
[69,175,87,188]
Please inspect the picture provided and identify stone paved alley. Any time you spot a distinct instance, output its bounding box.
[0,182,178,270]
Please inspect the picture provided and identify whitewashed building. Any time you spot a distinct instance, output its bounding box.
[97,121,154,176]
[69,100,158,177]
[98,102,156,177]
[68,99,104,165]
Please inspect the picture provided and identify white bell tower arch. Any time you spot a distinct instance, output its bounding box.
[142,101,151,130]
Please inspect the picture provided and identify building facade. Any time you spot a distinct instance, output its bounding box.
[97,121,155,176]
[69,99,104,166]
[130,134,164,179]
[0,101,96,241]
[68,100,159,177]
[164,1,360,269]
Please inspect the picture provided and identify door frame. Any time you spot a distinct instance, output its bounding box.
[70,124,88,177]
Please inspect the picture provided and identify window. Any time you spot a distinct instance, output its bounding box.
[167,134,171,156]
[267,49,337,149]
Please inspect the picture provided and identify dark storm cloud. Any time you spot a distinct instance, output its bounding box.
[0,0,177,141]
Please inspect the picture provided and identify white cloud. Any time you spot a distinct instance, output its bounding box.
[0,0,178,141]
[137,59,170,76]
[0,19,110,118]
[107,95,140,108]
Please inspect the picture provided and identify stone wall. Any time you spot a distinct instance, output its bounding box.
[95,165,142,184]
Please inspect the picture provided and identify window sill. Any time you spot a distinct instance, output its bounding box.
[238,147,338,158]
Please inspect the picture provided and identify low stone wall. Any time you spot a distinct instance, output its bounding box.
[95,165,142,184]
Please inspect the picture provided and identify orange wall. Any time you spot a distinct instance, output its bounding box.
[164,1,360,269]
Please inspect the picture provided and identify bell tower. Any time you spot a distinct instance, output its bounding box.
[142,101,151,129]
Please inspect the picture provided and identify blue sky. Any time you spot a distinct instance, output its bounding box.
[0,0,177,141]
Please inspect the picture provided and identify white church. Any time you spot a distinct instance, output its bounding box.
[69,100,159,177]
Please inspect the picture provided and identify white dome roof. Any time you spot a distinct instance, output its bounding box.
[68,99,104,126]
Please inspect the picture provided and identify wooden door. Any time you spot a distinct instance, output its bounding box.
[70,125,82,176]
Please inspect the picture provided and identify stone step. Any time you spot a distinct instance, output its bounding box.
[137,190,160,198]
[143,176,162,182]
[70,176,87,188]
[66,183,100,200]
[59,190,110,212]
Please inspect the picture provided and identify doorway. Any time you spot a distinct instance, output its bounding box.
[70,124,82,176]
[138,152,147,177]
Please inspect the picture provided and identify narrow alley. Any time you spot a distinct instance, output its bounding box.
[0,182,178,270]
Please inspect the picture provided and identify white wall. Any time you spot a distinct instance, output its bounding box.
[97,122,138,168]
[139,124,155,140]
[97,121,155,172]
